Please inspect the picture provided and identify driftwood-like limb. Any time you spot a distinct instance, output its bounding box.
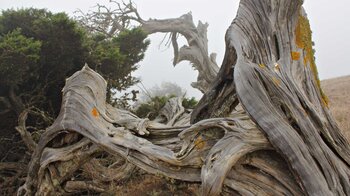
[15,110,37,152]
[15,108,54,152]
[82,157,135,183]
[200,119,270,195]
[19,66,275,195]
[191,38,238,123]
[76,2,219,93]
[158,97,185,126]
[223,150,304,195]
[141,13,219,93]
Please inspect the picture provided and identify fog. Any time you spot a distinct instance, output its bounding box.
[2,0,350,98]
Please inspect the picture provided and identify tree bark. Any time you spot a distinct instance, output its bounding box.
[18,0,350,195]
[140,13,220,93]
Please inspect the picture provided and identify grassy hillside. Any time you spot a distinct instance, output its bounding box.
[322,75,350,141]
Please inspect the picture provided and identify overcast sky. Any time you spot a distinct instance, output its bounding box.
[2,0,350,98]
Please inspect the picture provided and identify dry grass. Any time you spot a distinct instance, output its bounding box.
[322,75,350,141]
[102,171,200,196]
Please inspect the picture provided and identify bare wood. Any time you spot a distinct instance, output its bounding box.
[18,0,350,195]
[231,1,350,195]
[15,110,37,152]
[140,13,219,93]
[18,66,272,195]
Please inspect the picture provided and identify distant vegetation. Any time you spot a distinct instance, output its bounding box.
[135,95,197,120]
[134,82,198,120]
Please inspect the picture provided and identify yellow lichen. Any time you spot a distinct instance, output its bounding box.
[259,63,266,68]
[303,56,308,66]
[291,51,301,61]
[91,107,99,117]
[295,13,329,106]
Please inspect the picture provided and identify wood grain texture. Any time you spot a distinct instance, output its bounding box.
[18,0,350,195]
[141,13,219,93]
[232,0,350,195]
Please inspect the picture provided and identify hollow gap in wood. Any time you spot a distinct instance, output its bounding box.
[273,34,281,61]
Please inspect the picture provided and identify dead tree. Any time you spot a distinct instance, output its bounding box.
[18,0,350,195]
[75,1,219,93]
[139,14,220,93]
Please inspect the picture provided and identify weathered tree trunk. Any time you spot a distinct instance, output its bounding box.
[232,1,350,194]
[139,13,220,93]
[18,0,350,195]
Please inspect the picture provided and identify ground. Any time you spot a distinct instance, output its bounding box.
[322,75,350,141]
[104,172,200,196]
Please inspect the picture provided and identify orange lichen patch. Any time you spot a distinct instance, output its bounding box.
[291,51,301,61]
[91,107,99,117]
[194,136,205,150]
[259,63,266,68]
[295,13,329,105]
[272,77,281,86]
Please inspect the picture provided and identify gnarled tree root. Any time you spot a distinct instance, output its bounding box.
[18,66,299,196]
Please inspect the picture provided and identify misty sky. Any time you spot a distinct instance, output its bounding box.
[2,0,350,98]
